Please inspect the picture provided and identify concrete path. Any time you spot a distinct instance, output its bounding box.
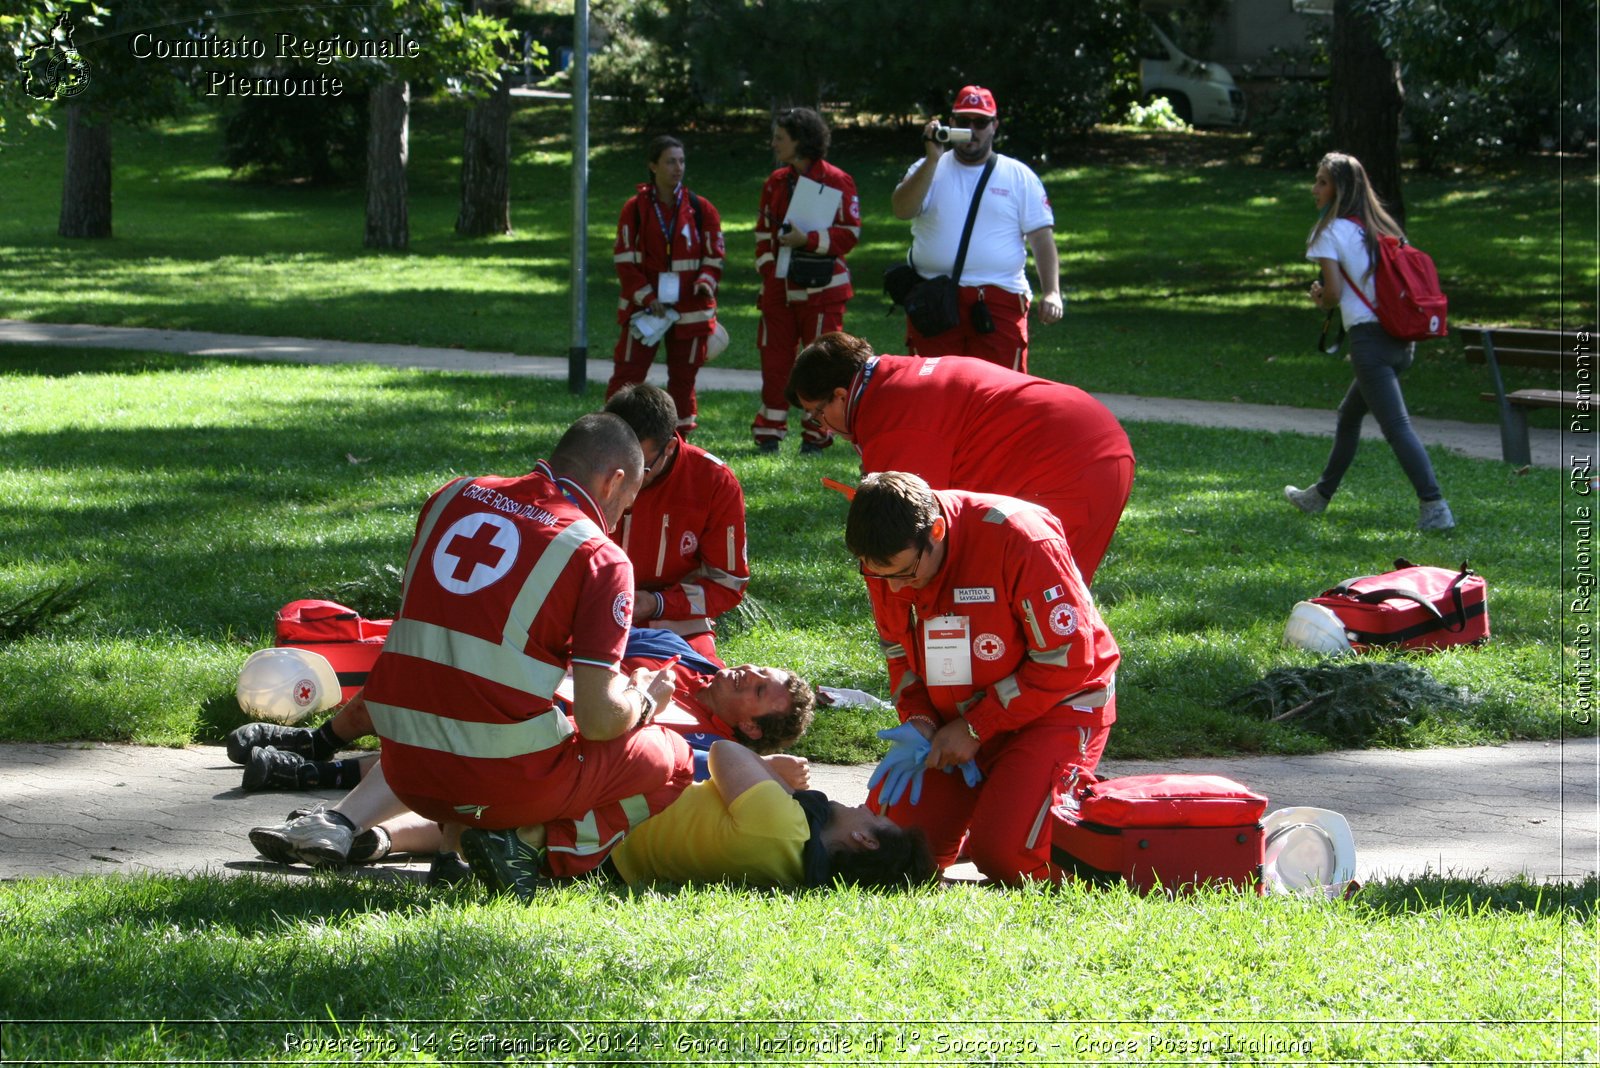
[1,739,1594,887]
[0,319,1571,469]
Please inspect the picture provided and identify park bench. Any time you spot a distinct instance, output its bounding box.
[1462,324,1595,465]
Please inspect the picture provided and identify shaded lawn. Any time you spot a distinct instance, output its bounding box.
[0,101,1590,427]
[0,346,1577,763]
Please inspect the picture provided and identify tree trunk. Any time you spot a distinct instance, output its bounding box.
[1331,0,1405,226]
[456,77,513,236]
[58,104,112,239]
[365,81,410,250]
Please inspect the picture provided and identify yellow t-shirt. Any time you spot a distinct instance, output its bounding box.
[610,779,809,887]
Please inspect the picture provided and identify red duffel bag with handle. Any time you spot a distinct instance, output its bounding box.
[1052,773,1269,895]
[1310,559,1488,653]
[274,599,391,703]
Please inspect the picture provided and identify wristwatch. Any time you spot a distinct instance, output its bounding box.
[625,685,656,722]
[962,717,980,741]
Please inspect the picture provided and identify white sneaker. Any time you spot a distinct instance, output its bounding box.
[249,808,355,867]
[1283,484,1328,515]
[1419,499,1456,531]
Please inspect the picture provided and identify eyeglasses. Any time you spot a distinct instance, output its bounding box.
[953,116,994,129]
[801,398,831,424]
[859,544,925,582]
[642,441,669,477]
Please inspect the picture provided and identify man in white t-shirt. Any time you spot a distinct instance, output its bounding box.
[890,85,1062,372]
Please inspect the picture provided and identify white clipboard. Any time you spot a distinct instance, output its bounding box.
[776,177,843,280]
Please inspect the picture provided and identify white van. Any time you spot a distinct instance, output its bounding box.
[1138,19,1247,128]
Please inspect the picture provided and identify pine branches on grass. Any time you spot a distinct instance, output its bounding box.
[1229,661,1475,747]
[0,579,95,642]
[310,563,403,621]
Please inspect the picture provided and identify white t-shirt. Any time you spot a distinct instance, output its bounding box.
[1306,217,1378,329]
[905,152,1054,295]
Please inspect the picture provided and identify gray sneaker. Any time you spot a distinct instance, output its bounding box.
[248,807,356,867]
[1283,484,1329,515]
[1419,498,1457,531]
[459,827,549,900]
[249,803,321,865]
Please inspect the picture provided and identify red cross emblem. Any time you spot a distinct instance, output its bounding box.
[974,633,1005,661]
[445,524,507,581]
[294,679,316,706]
[432,513,520,594]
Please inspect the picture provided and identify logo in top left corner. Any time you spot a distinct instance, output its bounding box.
[433,512,520,595]
[19,12,91,101]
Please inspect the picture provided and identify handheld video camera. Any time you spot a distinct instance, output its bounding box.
[932,125,973,144]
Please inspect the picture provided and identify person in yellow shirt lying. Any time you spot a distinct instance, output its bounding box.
[462,740,936,894]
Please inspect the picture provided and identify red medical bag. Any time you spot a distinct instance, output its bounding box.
[1311,559,1488,653]
[274,599,391,703]
[1051,774,1268,895]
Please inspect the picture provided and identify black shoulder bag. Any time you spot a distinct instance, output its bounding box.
[888,157,996,338]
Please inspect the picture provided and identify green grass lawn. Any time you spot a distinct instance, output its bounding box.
[0,346,1578,764]
[0,871,1592,1063]
[0,99,1592,426]
[0,102,1591,1059]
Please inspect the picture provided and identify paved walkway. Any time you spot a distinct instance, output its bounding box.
[0,320,1591,890]
[0,319,1571,468]
[1,739,1594,886]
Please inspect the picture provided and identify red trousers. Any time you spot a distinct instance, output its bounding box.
[1032,453,1137,585]
[391,724,694,878]
[906,285,1030,373]
[753,301,845,447]
[609,329,709,433]
[871,709,1112,885]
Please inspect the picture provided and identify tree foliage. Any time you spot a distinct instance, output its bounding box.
[1365,0,1596,165]
[592,0,1141,159]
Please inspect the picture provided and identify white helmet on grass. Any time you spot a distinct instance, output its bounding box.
[236,647,341,725]
[1283,601,1353,656]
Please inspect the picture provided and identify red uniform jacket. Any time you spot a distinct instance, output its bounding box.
[845,354,1130,512]
[869,491,1119,742]
[614,182,725,335]
[755,159,860,309]
[614,437,748,644]
[368,462,633,821]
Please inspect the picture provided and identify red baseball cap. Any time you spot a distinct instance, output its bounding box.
[951,85,998,117]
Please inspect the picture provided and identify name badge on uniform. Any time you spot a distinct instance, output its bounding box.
[923,614,972,687]
[954,587,994,604]
[657,272,681,305]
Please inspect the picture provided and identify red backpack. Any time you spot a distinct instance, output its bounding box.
[1339,218,1449,342]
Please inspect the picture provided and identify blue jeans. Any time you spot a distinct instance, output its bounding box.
[1315,323,1443,503]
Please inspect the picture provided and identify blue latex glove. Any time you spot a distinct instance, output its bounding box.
[937,759,984,787]
[866,723,931,808]
[957,759,984,788]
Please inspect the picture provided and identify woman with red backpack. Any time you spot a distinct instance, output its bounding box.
[1283,152,1455,532]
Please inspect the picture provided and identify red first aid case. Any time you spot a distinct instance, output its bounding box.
[1052,774,1267,895]
[1311,559,1488,653]
[274,599,391,703]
